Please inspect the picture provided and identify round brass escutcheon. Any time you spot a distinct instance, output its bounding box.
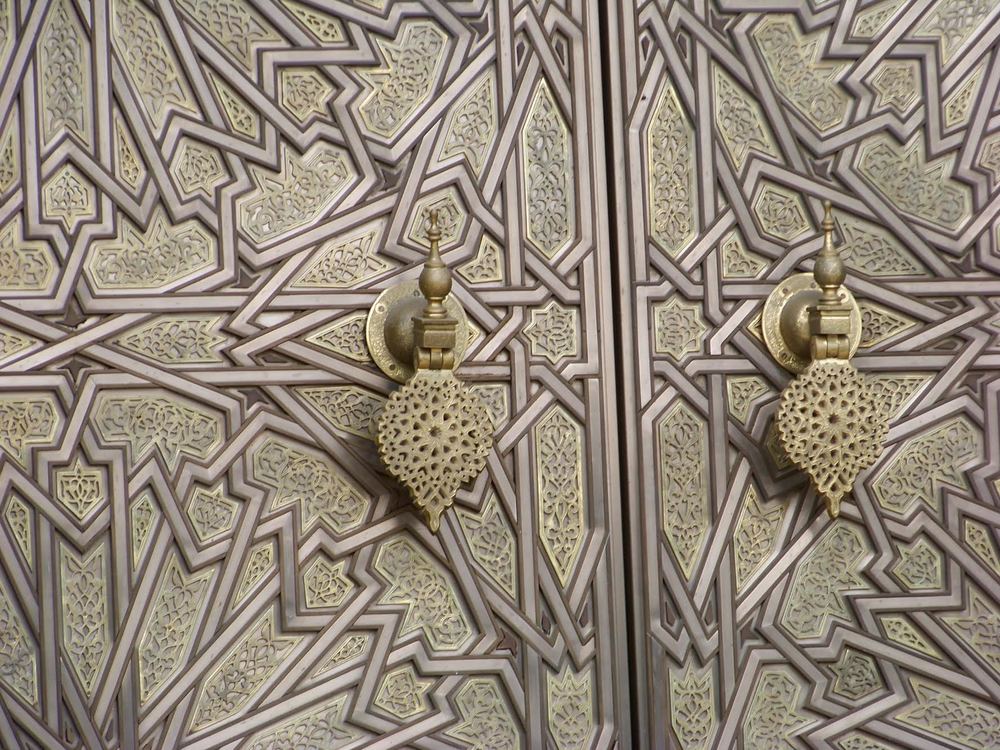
[762,273,861,374]
[366,281,471,383]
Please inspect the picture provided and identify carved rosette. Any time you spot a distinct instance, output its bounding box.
[776,359,887,516]
[376,370,491,531]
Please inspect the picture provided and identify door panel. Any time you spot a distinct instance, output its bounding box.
[0,1,629,747]
[608,2,1000,748]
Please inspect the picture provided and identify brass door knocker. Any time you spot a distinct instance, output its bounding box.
[763,202,887,517]
[366,211,492,531]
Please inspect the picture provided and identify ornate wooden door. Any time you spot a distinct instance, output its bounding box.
[0,1,631,748]
[5,1,1000,748]
[607,1,1000,749]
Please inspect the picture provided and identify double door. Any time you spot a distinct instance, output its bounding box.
[0,1,997,748]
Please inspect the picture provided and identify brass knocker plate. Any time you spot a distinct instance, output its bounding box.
[762,273,861,374]
[366,281,470,383]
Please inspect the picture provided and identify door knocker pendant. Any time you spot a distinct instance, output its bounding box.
[764,202,888,517]
[366,211,492,531]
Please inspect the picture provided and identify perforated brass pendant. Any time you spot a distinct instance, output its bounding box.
[376,370,491,531]
[776,359,887,517]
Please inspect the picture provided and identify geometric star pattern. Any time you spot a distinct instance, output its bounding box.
[3,1,1000,749]
[609,1,1000,748]
[0,2,626,748]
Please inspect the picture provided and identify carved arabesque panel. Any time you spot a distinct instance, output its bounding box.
[609,2,1000,748]
[0,2,627,748]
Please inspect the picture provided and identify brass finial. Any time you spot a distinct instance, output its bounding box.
[814,201,845,307]
[418,210,451,320]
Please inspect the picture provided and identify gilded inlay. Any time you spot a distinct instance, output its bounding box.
[457,492,518,598]
[408,189,467,249]
[210,73,260,139]
[712,64,780,169]
[721,231,768,278]
[186,484,239,543]
[39,0,91,147]
[964,519,1000,575]
[946,62,986,127]
[59,542,110,696]
[305,313,371,361]
[525,300,580,364]
[837,214,926,277]
[0,578,37,705]
[781,521,871,639]
[114,315,229,364]
[891,537,943,590]
[753,182,811,241]
[447,677,521,750]
[647,78,697,254]
[857,134,972,232]
[653,296,706,361]
[3,493,32,566]
[42,164,96,232]
[880,615,942,658]
[441,68,497,175]
[546,665,594,750]
[458,235,505,284]
[669,663,716,749]
[130,490,157,568]
[281,0,345,43]
[914,0,1000,64]
[753,16,849,132]
[534,404,586,586]
[373,664,433,719]
[302,554,354,609]
[87,209,216,290]
[292,220,391,288]
[852,0,905,39]
[298,385,384,439]
[733,486,784,590]
[657,401,709,578]
[0,216,56,292]
[253,436,370,534]
[55,457,106,521]
[872,415,981,514]
[871,61,921,115]
[176,0,281,72]
[111,0,199,130]
[897,678,1000,749]
[830,648,884,701]
[0,394,60,467]
[170,139,228,199]
[190,608,301,730]
[246,694,359,749]
[137,556,214,704]
[374,535,472,651]
[358,21,447,138]
[0,324,37,364]
[314,632,370,677]
[279,68,334,122]
[92,391,223,470]
[942,585,1000,674]
[239,143,355,245]
[726,375,771,424]
[234,539,275,603]
[742,668,815,747]
[522,79,575,258]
